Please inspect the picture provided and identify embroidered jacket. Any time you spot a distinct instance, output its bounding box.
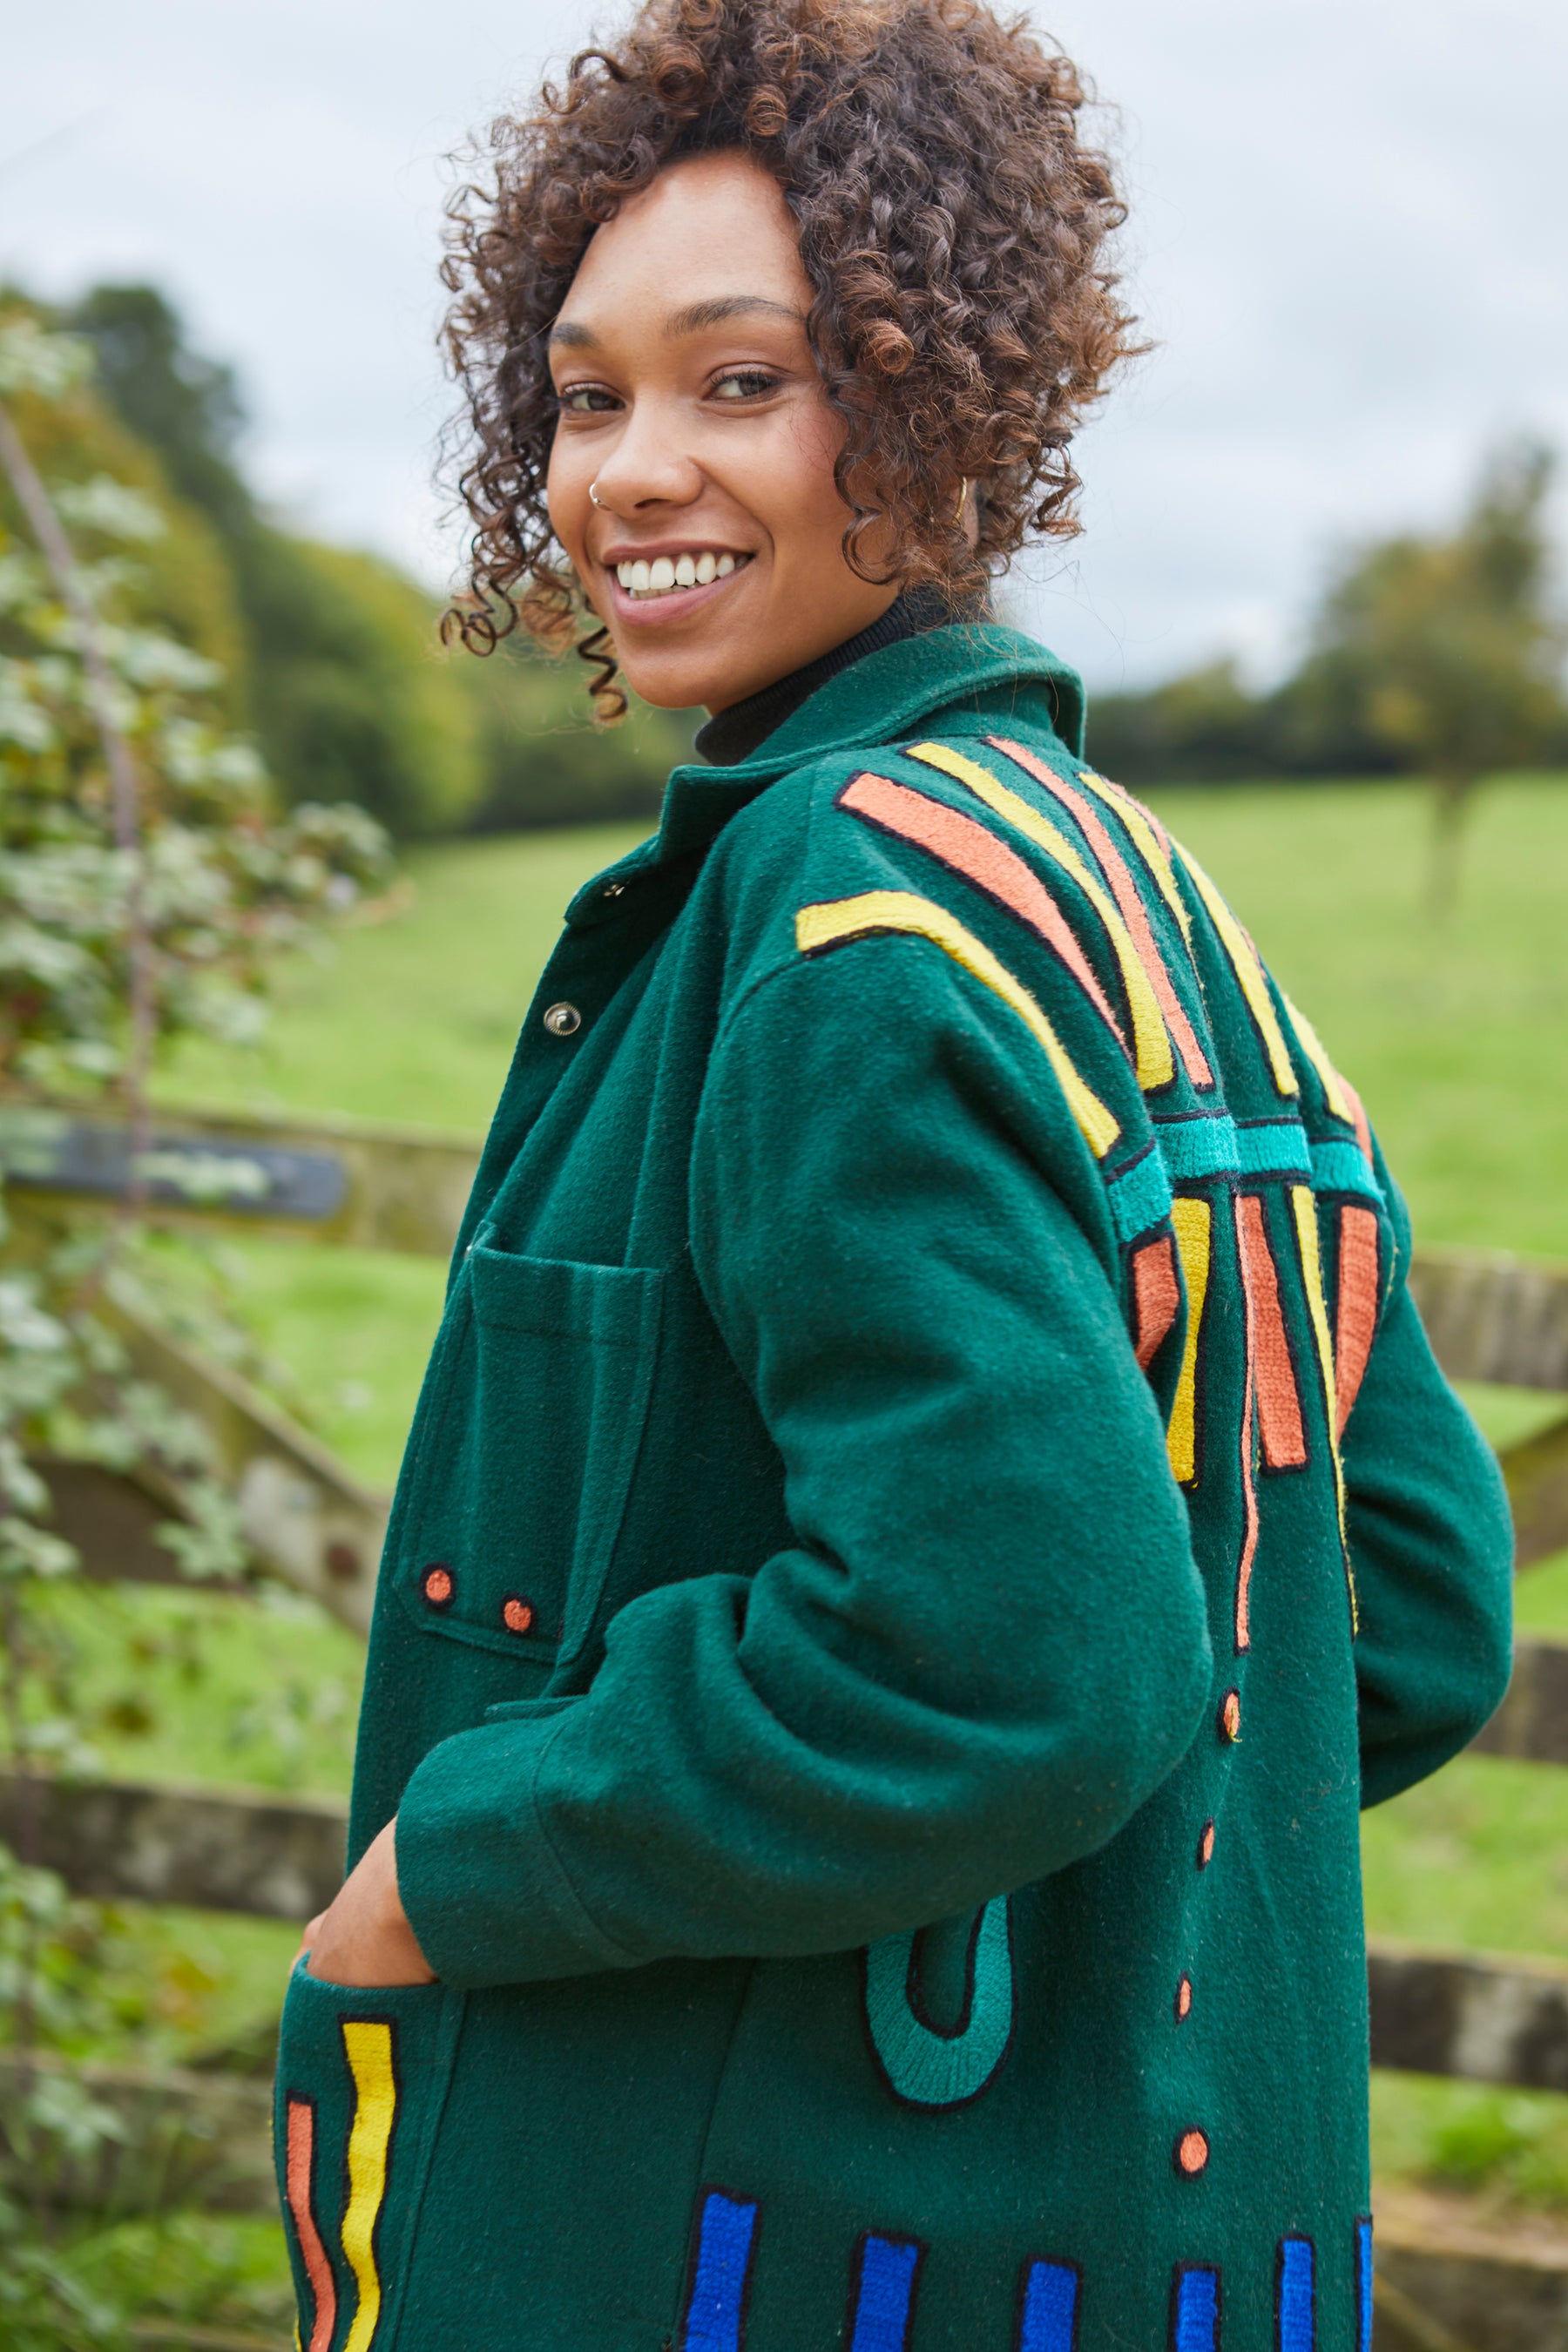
[274,625,1512,2352]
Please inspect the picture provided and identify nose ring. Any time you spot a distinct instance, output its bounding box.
[589,482,605,509]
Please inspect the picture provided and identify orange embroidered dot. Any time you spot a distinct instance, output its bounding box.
[1198,1820,1216,1869]
[1176,2128,1210,2176]
[502,1596,535,1636]
[1176,1975,1193,2023]
[1219,1689,1241,1743]
[422,1565,453,1608]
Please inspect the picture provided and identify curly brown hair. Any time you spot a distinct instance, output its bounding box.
[442,0,1139,716]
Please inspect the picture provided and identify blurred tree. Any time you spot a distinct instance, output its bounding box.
[68,285,484,837]
[1086,443,1568,917]
[459,636,697,832]
[0,289,245,709]
[1308,440,1566,910]
[1085,658,1377,788]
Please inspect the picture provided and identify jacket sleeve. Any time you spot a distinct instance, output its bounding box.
[394,935,1213,1989]
[1347,1157,1514,1810]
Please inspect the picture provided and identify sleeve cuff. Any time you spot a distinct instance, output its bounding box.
[395,1701,634,1990]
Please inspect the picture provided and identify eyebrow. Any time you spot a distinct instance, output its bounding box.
[663,295,803,336]
[546,294,802,350]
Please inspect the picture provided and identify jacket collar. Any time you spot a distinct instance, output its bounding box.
[566,623,1085,923]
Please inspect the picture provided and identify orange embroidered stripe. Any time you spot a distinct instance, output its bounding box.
[339,2020,397,2352]
[1231,1203,1262,1653]
[1291,1184,1357,1631]
[1236,1194,1306,1469]
[1166,1197,1213,1485]
[1179,851,1300,1098]
[1335,1204,1382,1436]
[1281,992,1355,1125]
[836,772,1127,1049]
[1074,767,1193,944]
[903,740,1174,1092]
[986,737,1213,1087]
[285,2099,337,2352]
[1132,1231,1181,1370]
[1340,1073,1374,1166]
[796,891,1120,1159]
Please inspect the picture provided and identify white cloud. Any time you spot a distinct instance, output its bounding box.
[3,0,1564,688]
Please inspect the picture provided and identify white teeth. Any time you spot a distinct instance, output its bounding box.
[616,551,747,598]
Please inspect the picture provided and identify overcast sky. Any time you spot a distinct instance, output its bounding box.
[3,0,1564,690]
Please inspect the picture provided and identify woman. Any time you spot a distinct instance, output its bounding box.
[279,5,1512,2347]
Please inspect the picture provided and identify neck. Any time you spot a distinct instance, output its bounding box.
[693,585,985,768]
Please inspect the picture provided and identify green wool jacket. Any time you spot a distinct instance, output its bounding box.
[274,625,1512,2352]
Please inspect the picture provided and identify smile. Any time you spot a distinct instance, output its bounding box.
[613,551,751,600]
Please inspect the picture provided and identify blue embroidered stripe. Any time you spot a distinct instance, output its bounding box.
[681,2191,759,2352]
[848,2235,922,2352]
[1105,1145,1173,1242]
[1312,1141,1384,1202]
[1173,2266,1220,2352]
[1278,2236,1315,2352]
[1018,2260,1080,2351]
[1355,2218,1374,2352]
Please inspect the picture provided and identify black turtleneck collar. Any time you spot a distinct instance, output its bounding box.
[693,585,982,769]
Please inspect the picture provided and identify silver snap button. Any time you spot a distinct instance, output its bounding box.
[543,1001,582,1037]
[604,882,625,899]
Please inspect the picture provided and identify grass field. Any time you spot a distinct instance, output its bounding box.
[40,774,1568,2319]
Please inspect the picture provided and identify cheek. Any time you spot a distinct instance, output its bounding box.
[545,437,591,564]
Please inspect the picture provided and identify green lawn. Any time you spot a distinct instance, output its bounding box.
[53,776,1568,2281]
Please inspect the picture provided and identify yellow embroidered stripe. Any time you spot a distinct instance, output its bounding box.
[795,891,1120,1159]
[1166,1196,1213,1486]
[903,742,1174,1092]
[1280,993,1354,1125]
[1178,850,1300,1098]
[1290,1185,1358,1631]
[1075,768,1193,946]
[339,2020,397,2352]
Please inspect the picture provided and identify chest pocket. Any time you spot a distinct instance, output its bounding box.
[395,1242,665,1667]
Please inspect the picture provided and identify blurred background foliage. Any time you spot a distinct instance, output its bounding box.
[1086,442,1568,808]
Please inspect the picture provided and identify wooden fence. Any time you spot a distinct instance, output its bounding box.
[3,1101,1568,2349]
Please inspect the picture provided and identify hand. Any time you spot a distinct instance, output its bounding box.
[294,1818,436,1988]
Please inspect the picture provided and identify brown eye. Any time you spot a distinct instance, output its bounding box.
[560,384,620,415]
[710,368,779,402]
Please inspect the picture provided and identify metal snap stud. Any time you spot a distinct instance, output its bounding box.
[544,1002,582,1036]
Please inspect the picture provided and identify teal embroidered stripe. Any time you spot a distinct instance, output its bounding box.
[1104,1121,1375,1242]
[1312,1140,1384,1201]
[1105,1147,1173,1242]
[1155,1114,1312,1180]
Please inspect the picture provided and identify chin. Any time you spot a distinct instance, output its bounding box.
[619,659,733,714]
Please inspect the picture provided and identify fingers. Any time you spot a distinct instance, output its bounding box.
[292,1911,327,1968]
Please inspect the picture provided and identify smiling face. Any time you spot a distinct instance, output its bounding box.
[546,151,901,714]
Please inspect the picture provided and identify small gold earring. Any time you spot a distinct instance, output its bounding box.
[954,477,970,525]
